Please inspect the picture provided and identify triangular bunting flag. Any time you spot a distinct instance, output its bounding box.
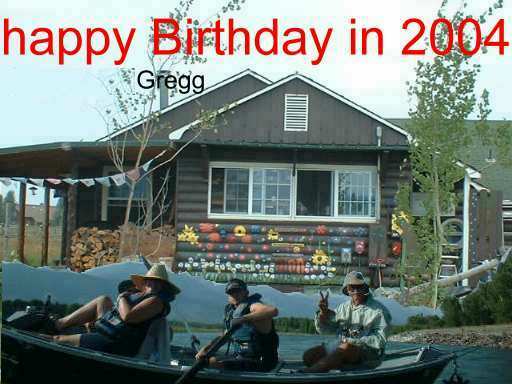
[110,173,126,186]
[63,178,79,185]
[46,178,62,185]
[80,179,95,187]
[142,159,153,172]
[29,178,45,187]
[126,167,141,182]
[12,177,27,184]
[95,177,111,187]
[0,177,12,186]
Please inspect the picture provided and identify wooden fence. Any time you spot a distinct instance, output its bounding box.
[0,225,63,266]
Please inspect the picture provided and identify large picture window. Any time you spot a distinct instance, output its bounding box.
[209,163,378,221]
[296,170,333,216]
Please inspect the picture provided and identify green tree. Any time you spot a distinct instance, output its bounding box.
[403,0,511,308]
[4,190,17,225]
[441,297,464,327]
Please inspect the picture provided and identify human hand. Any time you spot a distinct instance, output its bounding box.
[318,291,329,314]
[195,349,207,360]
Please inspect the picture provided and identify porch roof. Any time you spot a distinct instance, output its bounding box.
[0,141,173,178]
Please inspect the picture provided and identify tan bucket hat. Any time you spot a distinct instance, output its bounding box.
[131,263,181,295]
[342,271,368,296]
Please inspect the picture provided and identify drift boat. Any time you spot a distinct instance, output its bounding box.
[1,325,453,384]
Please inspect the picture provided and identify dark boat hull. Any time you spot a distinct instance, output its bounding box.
[1,326,452,384]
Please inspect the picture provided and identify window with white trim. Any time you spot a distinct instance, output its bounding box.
[101,167,152,224]
[253,169,291,215]
[210,166,291,216]
[209,163,378,221]
[284,94,308,131]
[338,171,377,217]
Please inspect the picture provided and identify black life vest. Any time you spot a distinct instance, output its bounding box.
[95,292,170,342]
[224,293,279,367]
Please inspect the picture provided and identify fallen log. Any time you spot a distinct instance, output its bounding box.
[379,257,502,301]
[407,258,500,296]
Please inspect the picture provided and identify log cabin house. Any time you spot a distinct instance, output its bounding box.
[0,69,505,291]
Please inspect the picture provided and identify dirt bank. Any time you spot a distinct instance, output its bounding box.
[389,324,512,349]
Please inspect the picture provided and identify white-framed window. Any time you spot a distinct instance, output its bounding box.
[338,171,377,217]
[210,165,292,218]
[284,94,308,131]
[101,166,153,224]
[208,162,378,222]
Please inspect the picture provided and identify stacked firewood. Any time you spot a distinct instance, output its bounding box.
[70,227,120,271]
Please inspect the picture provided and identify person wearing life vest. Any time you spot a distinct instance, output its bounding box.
[48,263,180,357]
[195,278,280,371]
[302,271,391,373]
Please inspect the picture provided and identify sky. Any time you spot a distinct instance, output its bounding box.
[1,0,512,205]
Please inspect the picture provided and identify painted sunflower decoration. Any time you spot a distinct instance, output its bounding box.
[177,224,199,245]
[311,249,330,265]
[233,225,247,237]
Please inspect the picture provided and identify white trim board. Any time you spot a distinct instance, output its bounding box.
[98,69,272,142]
[169,72,412,142]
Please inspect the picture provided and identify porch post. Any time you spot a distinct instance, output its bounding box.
[60,192,68,265]
[41,186,50,266]
[462,172,470,287]
[17,183,27,263]
[65,169,78,267]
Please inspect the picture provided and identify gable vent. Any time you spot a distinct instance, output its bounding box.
[284,94,308,131]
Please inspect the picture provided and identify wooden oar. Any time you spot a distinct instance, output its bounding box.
[139,254,152,270]
[174,324,241,384]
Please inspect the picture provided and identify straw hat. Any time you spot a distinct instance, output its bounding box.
[131,263,181,295]
[342,271,368,296]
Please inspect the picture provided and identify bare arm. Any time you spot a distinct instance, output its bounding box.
[117,295,164,324]
[244,302,278,322]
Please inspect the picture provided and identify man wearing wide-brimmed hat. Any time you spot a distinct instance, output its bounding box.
[302,271,391,373]
[48,263,180,357]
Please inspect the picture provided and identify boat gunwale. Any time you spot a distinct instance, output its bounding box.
[2,326,454,382]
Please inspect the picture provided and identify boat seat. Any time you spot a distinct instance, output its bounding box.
[270,361,285,373]
[136,317,171,364]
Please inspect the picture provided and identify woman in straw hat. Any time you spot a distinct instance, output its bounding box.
[47,263,180,357]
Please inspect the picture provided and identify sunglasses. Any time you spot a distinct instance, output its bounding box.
[347,285,367,293]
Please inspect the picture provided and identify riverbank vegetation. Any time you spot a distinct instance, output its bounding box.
[393,256,512,334]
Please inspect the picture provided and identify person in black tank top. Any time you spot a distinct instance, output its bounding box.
[47,264,180,357]
[195,278,280,372]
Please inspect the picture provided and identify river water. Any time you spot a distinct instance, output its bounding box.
[173,332,512,383]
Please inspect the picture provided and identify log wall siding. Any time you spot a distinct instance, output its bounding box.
[175,145,408,286]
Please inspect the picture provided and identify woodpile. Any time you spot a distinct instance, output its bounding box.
[70,224,176,272]
[70,227,120,271]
